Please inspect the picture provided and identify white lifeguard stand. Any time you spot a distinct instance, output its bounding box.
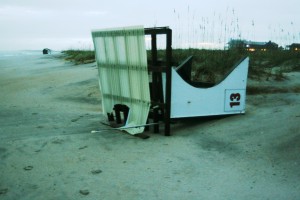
[92,26,249,136]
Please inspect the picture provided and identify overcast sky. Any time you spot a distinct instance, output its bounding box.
[1,0,300,50]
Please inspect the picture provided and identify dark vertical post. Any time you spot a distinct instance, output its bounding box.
[153,107,159,133]
[151,34,159,133]
[151,34,157,65]
[107,113,114,121]
[165,29,172,136]
[145,118,150,132]
[115,109,122,124]
[151,33,158,102]
[123,106,129,123]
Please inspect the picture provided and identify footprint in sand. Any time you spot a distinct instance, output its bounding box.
[0,188,8,195]
[79,189,89,195]
[23,166,33,171]
[91,169,102,174]
[71,118,79,122]
[51,138,64,144]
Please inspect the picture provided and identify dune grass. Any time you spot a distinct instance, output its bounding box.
[61,48,300,84]
[61,50,95,64]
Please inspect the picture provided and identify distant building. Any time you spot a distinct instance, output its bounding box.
[227,39,246,50]
[228,39,278,51]
[287,43,300,51]
[43,48,51,54]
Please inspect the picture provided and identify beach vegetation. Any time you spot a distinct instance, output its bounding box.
[61,48,300,83]
[61,50,95,64]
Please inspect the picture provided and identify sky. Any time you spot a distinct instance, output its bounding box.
[1,0,300,50]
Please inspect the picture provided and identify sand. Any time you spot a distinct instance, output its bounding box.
[0,52,300,199]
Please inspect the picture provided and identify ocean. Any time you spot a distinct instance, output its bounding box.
[0,50,61,59]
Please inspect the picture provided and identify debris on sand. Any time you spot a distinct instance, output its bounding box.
[0,188,8,195]
[91,169,102,174]
[79,189,89,195]
[23,166,33,171]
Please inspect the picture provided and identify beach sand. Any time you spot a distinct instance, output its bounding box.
[0,53,299,199]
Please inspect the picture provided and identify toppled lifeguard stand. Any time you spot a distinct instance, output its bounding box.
[91,26,249,136]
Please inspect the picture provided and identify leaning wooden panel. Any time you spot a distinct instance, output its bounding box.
[91,26,151,134]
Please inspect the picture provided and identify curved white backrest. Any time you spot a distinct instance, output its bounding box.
[170,57,249,118]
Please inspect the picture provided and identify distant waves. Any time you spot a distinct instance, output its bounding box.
[0,50,60,58]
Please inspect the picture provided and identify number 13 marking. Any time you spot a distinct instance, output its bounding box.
[230,93,241,107]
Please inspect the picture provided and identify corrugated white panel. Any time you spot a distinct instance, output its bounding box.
[91,26,150,134]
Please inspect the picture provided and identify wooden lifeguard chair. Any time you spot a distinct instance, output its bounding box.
[92,26,249,136]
